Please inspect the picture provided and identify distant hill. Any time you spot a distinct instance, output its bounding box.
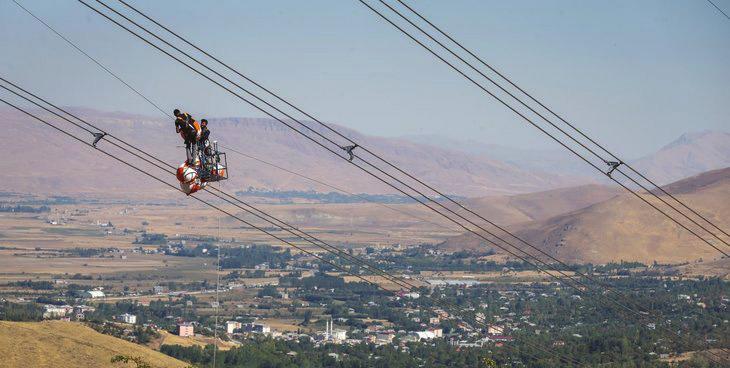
[632,131,730,185]
[1,107,580,198]
[441,167,730,264]
[401,134,594,180]
[461,184,621,225]
[404,130,730,188]
[0,320,187,368]
[234,184,621,239]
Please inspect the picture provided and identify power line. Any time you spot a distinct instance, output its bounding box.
[1,87,581,367]
[11,0,724,360]
[76,0,611,296]
[357,0,729,257]
[2,5,574,359]
[0,76,459,324]
[0,75,424,296]
[116,0,729,259]
[706,0,730,20]
[387,0,730,243]
[8,0,458,238]
[26,0,726,362]
[75,0,588,288]
[10,0,171,119]
[12,2,576,322]
[0,0,656,334]
[72,1,729,362]
[220,145,459,232]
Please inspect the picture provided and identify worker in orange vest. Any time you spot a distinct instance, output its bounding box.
[174,108,201,164]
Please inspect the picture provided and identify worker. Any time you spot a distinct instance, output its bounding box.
[198,119,211,167]
[173,109,201,164]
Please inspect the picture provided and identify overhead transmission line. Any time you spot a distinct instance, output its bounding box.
[386,0,728,242]
[15,0,648,314]
[10,0,635,325]
[71,0,728,362]
[11,0,716,360]
[220,145,459,232]
[79,0,616,313]
[0,76,419,297]
[96,3,730,332]
[96,0,722,326]
[358,0,730,255]
[11,0,724,362]
[706,0,730,20]
[0,83,581,367]
[9,3,687,351]
[11,0,458,235]
[2,2,522,352]
[0,4,622,362]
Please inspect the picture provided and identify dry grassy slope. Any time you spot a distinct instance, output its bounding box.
[1,107,579,198]
[256,185,620,234]
[443,168,730,264]
[0,321,188,368]
[675,257,730,279]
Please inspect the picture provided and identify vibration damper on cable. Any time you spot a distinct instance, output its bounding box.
[342,144,359,162]
[92,132,107,148]
[605,160,622,177]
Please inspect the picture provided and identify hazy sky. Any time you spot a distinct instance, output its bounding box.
[1,0,728,157]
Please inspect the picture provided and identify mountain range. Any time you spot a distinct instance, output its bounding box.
[403,130,730,186]
[3,106,728,263]
[3,107,727,199]
[2,107,579,198]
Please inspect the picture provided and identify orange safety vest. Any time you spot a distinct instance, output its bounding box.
[192,120,201,140]
[177,112,201,141]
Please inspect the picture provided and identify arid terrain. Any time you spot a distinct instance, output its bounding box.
[1,168,727,279]
[0,321,188,368]
[442,167,730,264]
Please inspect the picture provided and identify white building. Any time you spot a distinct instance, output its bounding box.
[74,305,96,314]
[332,329,347,342]
[244,322,270,334]
[83,290,105,299]
[226,321,242,334]
[321,319,347,343]
[118,313,137,324]
[43,305,73,319]
[408,331,431,340]
[178,322,194,337]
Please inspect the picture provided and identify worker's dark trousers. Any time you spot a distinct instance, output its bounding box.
[185,140,198,164]
[198,142,208,166]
